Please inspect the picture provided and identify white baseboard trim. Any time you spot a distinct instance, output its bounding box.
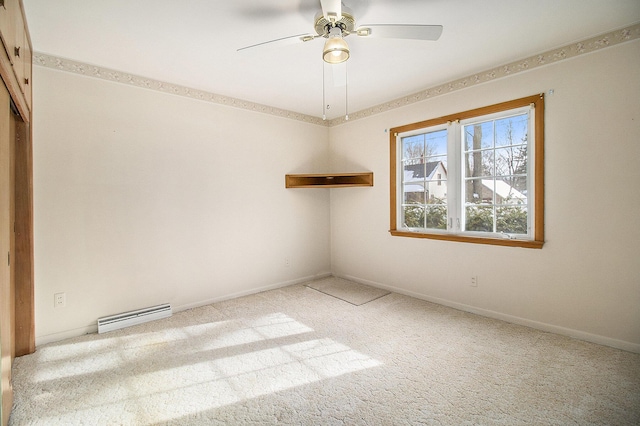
[35,271,332,348]
[338,273,640,354]
[173,271,332,313]
[36,325,98,347]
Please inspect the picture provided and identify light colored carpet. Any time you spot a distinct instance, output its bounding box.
[305,276,390,305]
[10,277,640,425]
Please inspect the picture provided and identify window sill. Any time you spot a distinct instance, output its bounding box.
[389,230,544,249]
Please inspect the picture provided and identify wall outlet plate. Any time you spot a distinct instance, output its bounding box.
[54,292,66,308]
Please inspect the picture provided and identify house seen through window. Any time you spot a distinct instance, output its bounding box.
[389,95,545,248]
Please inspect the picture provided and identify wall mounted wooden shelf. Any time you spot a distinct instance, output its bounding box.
[285,172,374,188]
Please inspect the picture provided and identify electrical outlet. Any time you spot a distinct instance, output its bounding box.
[470,276,478,287]
[284,256,291,268]
[54,292,66,308]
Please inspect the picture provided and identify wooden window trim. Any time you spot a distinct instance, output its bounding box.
[389,94,545,249]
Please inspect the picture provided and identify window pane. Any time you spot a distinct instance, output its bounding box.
[429,154,447,170]
[404,162,424,182]
[427,193,446,205]
[495,114,528,147]
[403,183,426,204]
[465,205,494,232]
[402,135,424,161]
[494,177,527,204]
[425,129,447,156]
[511,174,528,197]
[496,206,528,234]
[403,162,426,204]
[402,205,425,228]
[464,150,494,178]
[465,178,490,203]
[495,146,527,177]
[464,152,476,178]
[462,112,529,236]
[423,161,447,199]
[425,203,447,230]
[402,128,449,230]
[464,121,493,151]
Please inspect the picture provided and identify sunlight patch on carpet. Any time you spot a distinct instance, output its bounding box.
[27,316,381,425]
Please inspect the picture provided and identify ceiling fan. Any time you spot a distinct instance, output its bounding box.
[237,0,443,64]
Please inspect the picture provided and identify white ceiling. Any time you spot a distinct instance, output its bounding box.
[22,0,640,120]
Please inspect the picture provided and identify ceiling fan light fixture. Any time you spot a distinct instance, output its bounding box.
[323,27,349,64]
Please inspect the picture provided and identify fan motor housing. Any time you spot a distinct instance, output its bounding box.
[314,11,356,37]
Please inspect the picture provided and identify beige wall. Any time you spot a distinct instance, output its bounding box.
[33,67,332,344]
[33,39,640,352]
[329,40,640,352]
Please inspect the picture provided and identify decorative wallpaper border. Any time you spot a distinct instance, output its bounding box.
[326,22,640,126]
[34,22,639,127]
[32,53,328,127]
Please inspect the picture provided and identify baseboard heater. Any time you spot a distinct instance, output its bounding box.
[97,303,172,334]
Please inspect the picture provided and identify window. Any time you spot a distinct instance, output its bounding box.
[389,94,544,248]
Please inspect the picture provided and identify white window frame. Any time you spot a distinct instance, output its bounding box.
[389,94,545,249]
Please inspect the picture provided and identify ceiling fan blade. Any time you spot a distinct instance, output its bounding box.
[320,0,342,21]
[356,24,443,41]
[237,33,317,52]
